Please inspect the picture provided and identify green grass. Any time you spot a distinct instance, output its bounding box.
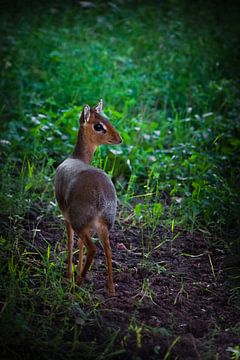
[1,0,239,233]
[1,0,240,358]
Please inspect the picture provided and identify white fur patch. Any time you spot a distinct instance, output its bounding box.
[100,122,107,131]
[83,105,90,122]
[94,99,103,113]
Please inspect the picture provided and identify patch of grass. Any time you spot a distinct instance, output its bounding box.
[0,227,123,359]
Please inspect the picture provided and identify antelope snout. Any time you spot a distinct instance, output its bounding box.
[109,133,122,145]
[114,134,123,144]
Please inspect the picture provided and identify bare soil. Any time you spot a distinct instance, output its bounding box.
[1,209,240,360]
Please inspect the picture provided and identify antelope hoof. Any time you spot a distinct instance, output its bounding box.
[108,288,116,297]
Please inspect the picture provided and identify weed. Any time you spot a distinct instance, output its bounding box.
[226,345,240,360]
[173,277,189,305]
[163,336,181,360]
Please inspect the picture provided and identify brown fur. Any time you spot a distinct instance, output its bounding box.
[55,100,122,296]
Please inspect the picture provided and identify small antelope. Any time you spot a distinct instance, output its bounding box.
[55,100,122,296]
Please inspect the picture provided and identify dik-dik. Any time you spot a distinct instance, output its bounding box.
[55,100,122,296]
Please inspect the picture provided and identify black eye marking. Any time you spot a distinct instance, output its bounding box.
[93,123,106,133]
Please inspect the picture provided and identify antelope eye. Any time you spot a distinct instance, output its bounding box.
[93,123,106,132]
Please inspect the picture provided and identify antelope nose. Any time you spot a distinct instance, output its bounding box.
[117,136,123,144]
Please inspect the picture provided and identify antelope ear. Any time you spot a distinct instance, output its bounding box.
[93,99,103,113]
[80,104,90,124]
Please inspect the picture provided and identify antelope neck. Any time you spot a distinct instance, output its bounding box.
[72,127,96,164]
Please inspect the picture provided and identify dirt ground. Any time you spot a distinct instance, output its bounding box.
[2,209,240,359]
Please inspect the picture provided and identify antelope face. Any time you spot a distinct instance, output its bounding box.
[80,100,122,146]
